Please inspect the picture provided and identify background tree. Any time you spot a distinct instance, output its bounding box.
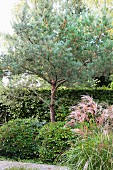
[1,0,113,122]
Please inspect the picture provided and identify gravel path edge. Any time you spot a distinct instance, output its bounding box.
[0,161,68,170]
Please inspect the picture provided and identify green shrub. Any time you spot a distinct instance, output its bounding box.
[37,122,75,164]
[0,118,44,159]
[0,103,10,124]
[0,87,113,123]
[0,87,51,122]
[61,133,113,170]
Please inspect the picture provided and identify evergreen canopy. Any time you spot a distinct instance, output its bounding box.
[1,0,113,121]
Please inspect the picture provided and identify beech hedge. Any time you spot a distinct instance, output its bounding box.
[0,88,113,123]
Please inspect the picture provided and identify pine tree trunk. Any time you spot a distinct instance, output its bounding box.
[50,82,56,122]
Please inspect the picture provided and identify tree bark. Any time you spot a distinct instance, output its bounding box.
[50,82,56,122]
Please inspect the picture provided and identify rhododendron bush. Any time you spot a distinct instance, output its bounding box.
[65,95,113,134]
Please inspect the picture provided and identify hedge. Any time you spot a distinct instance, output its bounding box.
[0,120,75,162]
[0,88,113,123]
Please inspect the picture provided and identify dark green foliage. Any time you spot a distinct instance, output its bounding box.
[0,120,75,164]
[0,88,113,123]
[0,87,51,123]
[37,122,75,164]
[0,118,44,159]
[0,103,10,124]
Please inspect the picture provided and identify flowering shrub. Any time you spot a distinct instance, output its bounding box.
[65,95,113,134]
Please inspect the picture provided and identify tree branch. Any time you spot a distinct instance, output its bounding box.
[27,37,34,44]
[56,79,66,89]
[22,66,51,84]
[32,90,49,107]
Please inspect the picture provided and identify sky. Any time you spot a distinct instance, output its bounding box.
[0,0,19,34]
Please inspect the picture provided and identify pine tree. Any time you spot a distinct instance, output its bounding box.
[1,0,113,121]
